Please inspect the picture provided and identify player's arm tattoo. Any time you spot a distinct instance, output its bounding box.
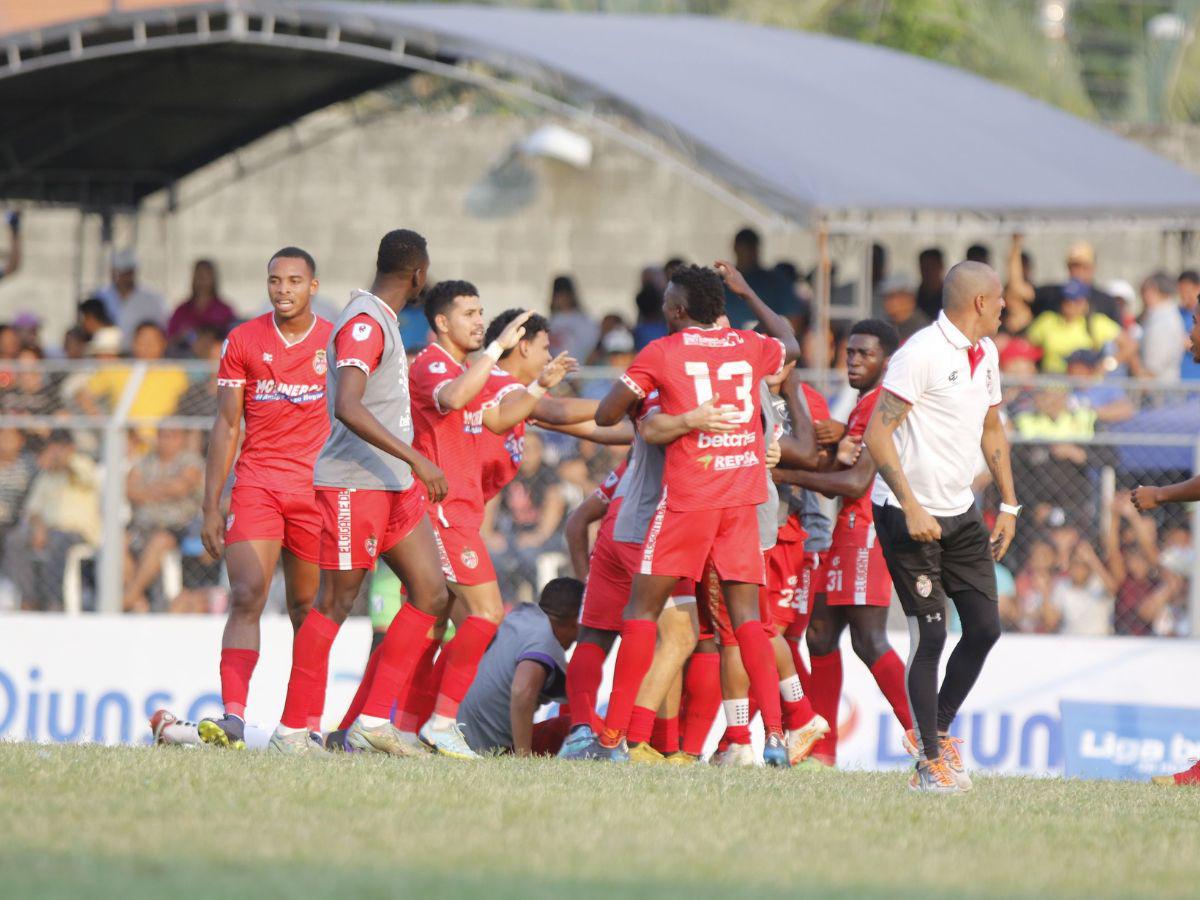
[876,391,910,429]
[981,409,1018,506]
[876,461,907,506]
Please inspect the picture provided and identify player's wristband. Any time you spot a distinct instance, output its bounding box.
[483,341,504,363]
[999,502,1022,517]
[527,383,547,400]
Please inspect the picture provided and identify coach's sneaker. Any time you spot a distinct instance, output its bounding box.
[938,735,972,791]
[908,758,961,794]
[628,742,667,765]
[902,728,921,760]
[714,743,757,767]
[1152,759,1200,786]
[763,732,792,768]
[558,725,597,760]
[420,719,480,760]
[787,714,831,765]
[198,714,246,750]
[268,726,329,757]
[347,718,422,757]
[664,751,697,767]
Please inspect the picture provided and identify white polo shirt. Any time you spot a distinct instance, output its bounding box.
[870,311,1001,517]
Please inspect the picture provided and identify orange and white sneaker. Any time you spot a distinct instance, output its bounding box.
[903,729,971,791]
[909,758,961,794]
[1152,759,1200,786]
[786,714,830,765]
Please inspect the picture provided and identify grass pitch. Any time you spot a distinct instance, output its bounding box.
[1,743,1195,899]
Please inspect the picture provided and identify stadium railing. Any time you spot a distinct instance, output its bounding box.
[0,358,1194,637]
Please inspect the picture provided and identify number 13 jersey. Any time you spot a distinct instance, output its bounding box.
[620,325,784,512]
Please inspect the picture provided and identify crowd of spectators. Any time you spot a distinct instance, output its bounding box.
[0,226,1194,633]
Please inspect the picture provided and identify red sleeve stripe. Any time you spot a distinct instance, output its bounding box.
[431,379,454,414]
[216,378,245,388]
[620,373,646,399]
[481,382,524,411]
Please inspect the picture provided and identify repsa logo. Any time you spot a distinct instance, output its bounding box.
[695,450,759,471]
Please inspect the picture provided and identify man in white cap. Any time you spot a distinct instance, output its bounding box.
[97,249,165,347]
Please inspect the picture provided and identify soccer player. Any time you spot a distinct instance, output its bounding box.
[772,319,913,766]
[456,578,584,757]
[403,282,573,757]
[585,261,801,764]
[197,247,331,749]
[269,229,454,756]
[1131,307,1200,787]
[864,261,1016,793]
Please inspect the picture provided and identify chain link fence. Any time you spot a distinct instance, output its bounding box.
[0,358,1195,637]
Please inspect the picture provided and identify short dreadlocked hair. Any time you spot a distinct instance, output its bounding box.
[668,264,726,325]
[376,229,428,276]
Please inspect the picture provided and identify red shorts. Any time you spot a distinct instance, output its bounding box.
[581,533,640,632]
[824,526,892,607]
[783,551,824,640]
[582,535,697,633]
[433,521,496,586]
[226,485,321,564]
[641,502,764,585]
[700,558,773,647]
[764,538,808,630]
[316,485,430,571]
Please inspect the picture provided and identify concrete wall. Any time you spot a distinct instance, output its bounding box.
[3,106,1199,344]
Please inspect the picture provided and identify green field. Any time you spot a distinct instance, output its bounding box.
[1,743,1195,899]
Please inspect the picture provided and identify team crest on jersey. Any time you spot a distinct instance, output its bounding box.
[313,349,327,376]
[352,322,373,341]
[429,360,447,374]
[365,535,378,558]
[461,549,479,570]
[262,352,273,363]
[986,368,994,394]
[915,574,933,598]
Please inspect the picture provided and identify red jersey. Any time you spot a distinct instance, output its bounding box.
[835,384,883,534]
[593,459,628,541]
[801,383,831,423]
[621,326,785,512]
[409,342,487,528]
[479,367,528,502]
[217,313,332,491]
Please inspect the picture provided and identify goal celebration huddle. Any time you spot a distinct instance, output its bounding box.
[152,227,1052,792]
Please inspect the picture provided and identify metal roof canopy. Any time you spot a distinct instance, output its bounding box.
[4,1,1200,227]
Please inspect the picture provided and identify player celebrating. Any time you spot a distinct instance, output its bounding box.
[197,247,331,749]
[772,320,913,766]
[269,229,454,756]
[584,261,800,763]
[1131,307,1200,787]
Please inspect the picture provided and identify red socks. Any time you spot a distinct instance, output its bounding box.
[219,648,258,720]
[628,705,656,744]
[680,651,721,756]
[339,644,380,730]
[809,650,843,764]
[361,603,436,720]
[565,640,607,731]
[433,616,498,717]
[651,716,678,755]
[600,619,657,745]
[396,638,443,731]
[734,622,784,736]
[870,649,913,732]
[279,610,339,730]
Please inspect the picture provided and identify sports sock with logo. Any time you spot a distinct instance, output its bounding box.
[734,622,784,736]
[808,650,842,764]
[680,651,721,756]
[219,648,259,720]
[870,649,913,732]
[565,640,607,731]
[361,603,437,721]
[279,610,339,730]
[722,697,751,746]
[600,619,657,745]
